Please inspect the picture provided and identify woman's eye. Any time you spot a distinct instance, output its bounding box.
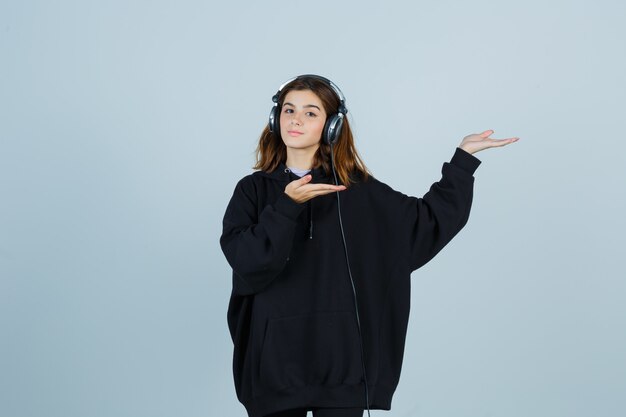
[306,112,317,117]
[283,108,293,113]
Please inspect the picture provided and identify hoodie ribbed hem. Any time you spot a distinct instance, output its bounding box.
[241,383,393,417]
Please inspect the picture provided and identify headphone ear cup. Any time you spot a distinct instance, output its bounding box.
[268,105,280,138]
[324,114,344,146]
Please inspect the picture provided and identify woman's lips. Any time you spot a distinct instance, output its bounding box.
[287,131,304,136]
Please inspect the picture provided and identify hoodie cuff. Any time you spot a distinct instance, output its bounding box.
[450,147,482,175]
[274,192,306,220]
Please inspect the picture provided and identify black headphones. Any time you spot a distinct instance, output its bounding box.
[268,74,348,146]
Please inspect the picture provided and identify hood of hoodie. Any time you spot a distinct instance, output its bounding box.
[254,162,334,240]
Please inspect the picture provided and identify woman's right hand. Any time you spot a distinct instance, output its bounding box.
[284,174,347,204]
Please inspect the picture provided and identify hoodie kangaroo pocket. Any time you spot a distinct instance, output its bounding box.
[259,311,364,391]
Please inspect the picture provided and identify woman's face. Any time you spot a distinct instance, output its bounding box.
[279,89,327,152]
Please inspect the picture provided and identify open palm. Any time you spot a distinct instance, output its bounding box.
[459,130,519,154]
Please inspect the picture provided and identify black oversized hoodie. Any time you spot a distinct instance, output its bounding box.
[220,147,481,417]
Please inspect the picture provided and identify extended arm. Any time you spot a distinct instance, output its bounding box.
[402,129,519,270]
[406,147,481,270]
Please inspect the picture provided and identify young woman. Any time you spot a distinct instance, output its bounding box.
[220,75,519,417]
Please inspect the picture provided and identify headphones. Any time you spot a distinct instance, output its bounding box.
[268,74,348,146]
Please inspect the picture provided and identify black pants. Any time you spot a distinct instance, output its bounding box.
[264,407,364,417]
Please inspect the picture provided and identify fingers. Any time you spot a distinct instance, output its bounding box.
[480,129,520,143]
[296,178,344,191]
[302,183,347,199]
[308,184,347,194]
[288,174,313,191]
[478,129,520,146]
[298,174,313,184]
[493,137,519,143]
[294,175,345,191]
[287,179,346,203]
[491,137,520,147]
[461,130,519,155]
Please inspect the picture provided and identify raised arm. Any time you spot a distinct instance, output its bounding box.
[400,129,519,271]
[404,147,482,271]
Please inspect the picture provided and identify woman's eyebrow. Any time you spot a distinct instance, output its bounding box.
[283,102,321,111]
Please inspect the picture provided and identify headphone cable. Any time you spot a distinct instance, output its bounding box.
[329,142,372,417]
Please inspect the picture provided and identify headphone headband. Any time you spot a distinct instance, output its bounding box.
[272,74,347,114]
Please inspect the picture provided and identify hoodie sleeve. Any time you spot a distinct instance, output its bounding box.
[380,147,482,272]
[220,176,306,296]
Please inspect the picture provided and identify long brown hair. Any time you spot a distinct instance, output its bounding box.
[253,76,371,186]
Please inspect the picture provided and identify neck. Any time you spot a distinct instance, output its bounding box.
[285,146,318,170]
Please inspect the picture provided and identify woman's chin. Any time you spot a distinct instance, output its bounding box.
[283,141,321,151]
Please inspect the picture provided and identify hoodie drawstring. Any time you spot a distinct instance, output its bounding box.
[309,199,314,239]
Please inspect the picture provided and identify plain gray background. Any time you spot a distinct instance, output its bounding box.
[2,1,625,416]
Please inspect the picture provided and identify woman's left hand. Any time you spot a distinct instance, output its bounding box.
[459,130,519,154]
